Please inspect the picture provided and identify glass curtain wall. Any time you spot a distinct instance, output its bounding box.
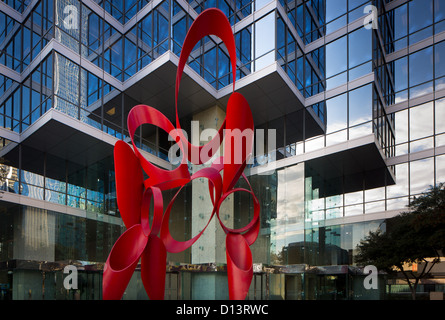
[0,0,331,136]
[0,0,53,73]
[385,0,445,207]
[0,144,119,215]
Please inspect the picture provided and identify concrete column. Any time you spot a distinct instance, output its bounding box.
[191,106,233,265]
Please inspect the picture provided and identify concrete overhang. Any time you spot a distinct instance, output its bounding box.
[118,52,219,123]
[305,140,396,196]
[0,109,172,179]
[111,51,325,140]
[251,134,396,196]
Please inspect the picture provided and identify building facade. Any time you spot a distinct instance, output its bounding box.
[0,0,444,300]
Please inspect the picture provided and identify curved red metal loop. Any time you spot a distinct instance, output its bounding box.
[175,8,236,166]
[104,8,260,301]
[226,233,253,300]
[127,104,190,190]
[114,140,144,229]
[103,224,149,300]
[216,187,260,235]
[141,186,164,236]
[160,166,223,253]
[210,157,259,244]
[222,92,254,193]
[141,235,167,300]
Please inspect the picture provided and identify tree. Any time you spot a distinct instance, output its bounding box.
[356,183,445,300]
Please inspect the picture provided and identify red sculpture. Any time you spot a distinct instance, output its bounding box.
[103,8,259,300]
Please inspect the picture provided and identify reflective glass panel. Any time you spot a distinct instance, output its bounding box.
[349,84,372,127]
[394,57,408,92]
[410,157,434,195]
[326,0,346,23]
[254,13,275,71]
[409,102,434,140]
[409,0,433,34]
[435,41,445,78]
[395,109,408,144]
[326,36,347,78]
[436,98,445,134]
[435,0,445,22]
[437,154,445,184]
[326,93,347,133]
[409,47,434,87]
[348,27,372,69]
[387,163,409,198]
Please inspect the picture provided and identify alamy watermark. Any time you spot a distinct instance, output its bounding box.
[62,4,378,31]
[63,265,78,290]
[364,5,378,30]
[363,265,379,290]
[167,121,277,175]
[63,5,79,30]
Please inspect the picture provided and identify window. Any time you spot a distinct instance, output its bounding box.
[172,16,187,55]
[254,13,275,71]
[124,34,137,80]
[326,0,347,23]
[435,41,445,78]
[409,0,433,34]
[349,84,372,127]
[409,46,433,87]
[436,154,445,184]
[394,4,408,40]
[326,36,347,79]
[410,102,434,141]
[395,109,408,145]
[410,158,434,195]
[54,53,79,105]
[435,0,445,22]
[236,27,252,66]
[218,48,231,87]
[348,27,372,69]
[255,0,270,11]
[394,57,408,92]
[387,163,409,198]
[326,93,347,134]
[204,46,217,87]
[436,98,445,134]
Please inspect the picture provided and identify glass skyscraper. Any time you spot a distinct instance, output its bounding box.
[0,0,443,300]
